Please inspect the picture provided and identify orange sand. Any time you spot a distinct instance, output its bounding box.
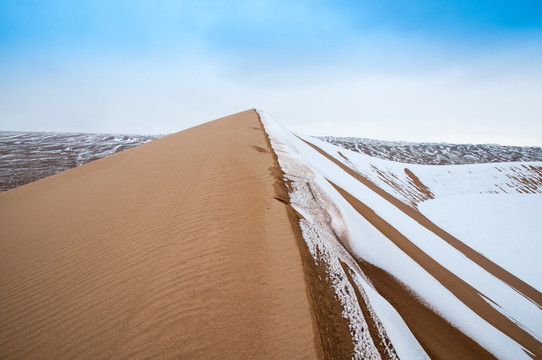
[0,110,322,359]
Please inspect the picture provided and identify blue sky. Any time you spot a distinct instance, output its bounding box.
[1,0,541,145]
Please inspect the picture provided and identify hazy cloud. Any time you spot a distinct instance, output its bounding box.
[1,0,541,145]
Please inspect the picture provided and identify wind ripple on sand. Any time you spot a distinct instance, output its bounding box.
[0,110,321,359]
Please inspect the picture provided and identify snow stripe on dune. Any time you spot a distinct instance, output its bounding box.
[260,110,430,359]
[297,134,542,307]
[259,110,541,359]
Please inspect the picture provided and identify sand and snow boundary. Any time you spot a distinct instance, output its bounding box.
[258,110,429,360]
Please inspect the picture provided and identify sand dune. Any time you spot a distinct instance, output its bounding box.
[0,110,323,359]
[3,109,541,359]
[260,111,542,359]
[301,138,541,306]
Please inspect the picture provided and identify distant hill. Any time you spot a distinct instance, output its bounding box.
[2,130,542,192]
[319,135,542,165]
[0,132,160,191]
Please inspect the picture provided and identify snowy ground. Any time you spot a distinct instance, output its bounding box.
[419,194,542,291]
[260,110,542,359]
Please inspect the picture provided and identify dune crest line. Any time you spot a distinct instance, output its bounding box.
[0,109,322,359]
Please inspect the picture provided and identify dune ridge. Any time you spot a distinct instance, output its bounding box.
[0,110,323,359]
[3,109,541,359]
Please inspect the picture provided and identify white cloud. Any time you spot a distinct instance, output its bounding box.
[1,48,541,146]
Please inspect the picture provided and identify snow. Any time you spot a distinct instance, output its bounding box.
[305,144,542,341]
[295,135,537,358]
[258,110,540,359]
[419,194,542,291]
[294,133,542,209]
[260,110,428,359]
[350,271,429,360]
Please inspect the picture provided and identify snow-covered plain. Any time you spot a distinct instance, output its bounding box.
[259,110,542,359]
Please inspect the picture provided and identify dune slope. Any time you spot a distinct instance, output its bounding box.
[0,110,322,359]
[260,110,542,359]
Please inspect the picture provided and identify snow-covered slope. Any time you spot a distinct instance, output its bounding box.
[260,111,542,359]
[418,194,542,290]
